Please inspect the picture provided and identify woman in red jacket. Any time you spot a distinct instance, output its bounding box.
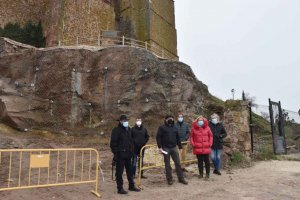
[190,116,213,180]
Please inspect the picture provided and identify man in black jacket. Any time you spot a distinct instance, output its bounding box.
[110,115,140,194]
[156,115,188,185]
[131,117,149,178]
[208,113,227,175]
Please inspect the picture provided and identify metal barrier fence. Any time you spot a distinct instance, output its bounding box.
[0,148,100,197]
[59,35,178,60]
[136,141,197,187]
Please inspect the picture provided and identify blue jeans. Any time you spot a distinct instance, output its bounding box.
[210,149,222,171]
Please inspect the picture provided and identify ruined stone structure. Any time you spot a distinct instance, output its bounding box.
[0,0,177,58]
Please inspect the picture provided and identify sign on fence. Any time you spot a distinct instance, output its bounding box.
[0,148,101,197]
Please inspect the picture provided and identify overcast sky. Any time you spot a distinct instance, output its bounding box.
[174,0,300,112]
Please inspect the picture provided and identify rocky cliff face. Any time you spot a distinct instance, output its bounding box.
[0,40,210,136]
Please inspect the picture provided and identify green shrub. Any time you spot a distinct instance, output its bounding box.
[0,21,45,47]
[230,151,246,166]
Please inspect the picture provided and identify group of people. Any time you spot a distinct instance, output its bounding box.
[110,113,227,194]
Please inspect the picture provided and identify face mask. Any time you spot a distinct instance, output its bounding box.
[167,119,174,125]
[198,120,204,127]
[178,117,183,122]
[211,118,218,125]
[136,121,142,127]
[122,121,129,128]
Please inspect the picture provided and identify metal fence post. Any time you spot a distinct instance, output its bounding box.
[122,36,125,46]
[145,41,148,50]
[76,37,79,46]
[97,34,100,46]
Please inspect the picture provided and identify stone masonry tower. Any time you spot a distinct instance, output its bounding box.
[115,0,178,58]
[0,0,178,58]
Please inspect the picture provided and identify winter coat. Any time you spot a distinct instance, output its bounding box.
[156,123,182,149]
[190,118,213,155]
[175,121,190,142]
[131,125,150,154]
[110,123,134,159]
[209,121,227,150]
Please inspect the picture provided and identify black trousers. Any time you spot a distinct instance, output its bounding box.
[197,154,210,175]
[116,156,135,190]
[163,147,184,181]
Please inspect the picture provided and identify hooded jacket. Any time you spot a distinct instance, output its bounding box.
[190,117,213,155]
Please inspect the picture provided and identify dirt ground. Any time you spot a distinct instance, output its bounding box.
[1,125,300,200]
[1,160,299,200]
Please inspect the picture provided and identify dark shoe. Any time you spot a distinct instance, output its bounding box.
[215,170,221,175]
[118,188,128,194]
[128,186,141,192]
[141,175,147,179]
[178,178,188,185]
[204,174,210,181]
[198,173,203,179]
[167,180,174,185]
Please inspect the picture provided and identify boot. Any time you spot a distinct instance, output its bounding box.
[204,173,210,181]
[198,173,203,179]
[128,185,141,192]
[118,188,128,194]
[167,179,174,185]
[178,177,188,185]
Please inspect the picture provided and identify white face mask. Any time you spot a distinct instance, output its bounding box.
[136,121,142,127]
[211,118,218,124]
[178,117,184,122]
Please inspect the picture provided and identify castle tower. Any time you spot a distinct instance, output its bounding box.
[115,0,178,58]
[0,0,177,58]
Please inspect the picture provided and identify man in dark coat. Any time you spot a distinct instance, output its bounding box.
[174,113,190,170]
[110,115,140,194]
[208,113,227,175]
[131,117,149,178]
[156,115,188,185]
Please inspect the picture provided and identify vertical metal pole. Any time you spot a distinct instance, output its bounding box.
[76,37,79,46]
[122,36,125,46]
[269,98,276,154]
[56,151,60,183]
[145,41,148,50]
[278,101,287,154]
[18,152,23,187]
[8,152,12,187]
[97,34,100,46]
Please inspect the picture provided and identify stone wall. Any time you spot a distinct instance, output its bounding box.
[223,100,251,162]
[0,0,115,47]
[116,0,177,58]
[60,0,115,46]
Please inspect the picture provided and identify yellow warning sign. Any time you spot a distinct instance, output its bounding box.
[30,154,50,168]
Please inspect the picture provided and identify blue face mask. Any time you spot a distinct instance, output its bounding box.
[198,120,204,127]
[122,121,129,128]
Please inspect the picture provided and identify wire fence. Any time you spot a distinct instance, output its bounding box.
[58,35,178,61]
[250,103,300,155]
